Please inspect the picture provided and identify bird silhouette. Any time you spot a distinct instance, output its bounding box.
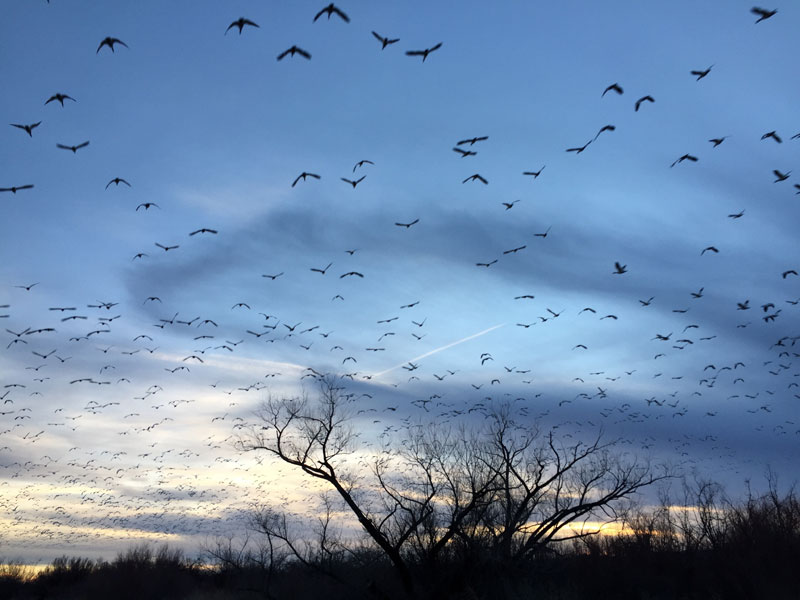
[11,122,42,137]
[751,7,777,23]
[105,177,131,189]
[0,185,34,194]
[372,31,399,49]
[613,262,627,274]
[277,46,311,60]
[671,154,698,167]
[457,136,488,146]
[523,166,545,178]
[406,43,442,62]
[602,83,624,96]
[97,37,128,53]
[701,246,719,255]
[395,219,419,228]
[762,130,782,143]
[136,203,159,211]
[341,175,365,188]
[155,242,179,251]
[189,228,218,236]
[691,65,713,80]
[56,141,89,153]
[311,263,332,275]
[453,147,477,157]
[709,136,728,147]
[45,93,76,106]
[635,95,655,111]
[292,172,320,187]
[226,18,259,34]
[773,169,790,182]
[594,125,616,140]
[314,4,350,22]
[566,140,592,154]
[462,174,488,184]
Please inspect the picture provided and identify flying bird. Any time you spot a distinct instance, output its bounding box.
[155,243,179,251]
[773,169,790,182]
[613,262,627,274]
[762,130,782,143]
[751,7,777,22]
[782,270,798,279]
[226,18,259,34]
[701,246,719,255]
[709,136,728,147]
[602,83,623,96]
[136,202,159,211]
[277,46,311,60]
[671,154,698,167]
[314,4,350,22]
[341,175,365,188]
[10,122,41,137]
[292,172,320,187]
[457,136,488,146]
[311,263,332,275]
[189,228,218,236]
[340,271,364,278]
[453,147,477,157]
[97,37,128,53]
[353,159,374,171]
[105,177,131,189]
[566,140,592,154]
[0,185,34,194]
[594,125,615,140]
[728,210,745,218]
[462,174,488,184]
[371,31,399,49]
[690,65,713,80]
[45,93,76,106]
[635,95,655,111]
[56,141,89,153]
[405,42,442,62]
[523,166,545,178]
[395,219,419,228]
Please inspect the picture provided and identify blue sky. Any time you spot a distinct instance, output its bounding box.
[1,0,799,563]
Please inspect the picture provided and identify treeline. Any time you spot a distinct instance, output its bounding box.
[2,481,798,600]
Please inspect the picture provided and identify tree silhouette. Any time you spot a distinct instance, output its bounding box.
[239,375,668,596]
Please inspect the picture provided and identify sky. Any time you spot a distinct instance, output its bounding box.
[1,0,799,564]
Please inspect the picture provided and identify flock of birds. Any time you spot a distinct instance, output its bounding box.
[1,3,799,564]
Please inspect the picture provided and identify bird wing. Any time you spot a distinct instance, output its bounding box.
[276,48,290,60]
[332,6,350,21]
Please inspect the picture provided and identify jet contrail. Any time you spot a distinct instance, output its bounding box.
[371,323,505,378]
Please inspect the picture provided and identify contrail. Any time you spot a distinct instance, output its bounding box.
[372,323,505,378]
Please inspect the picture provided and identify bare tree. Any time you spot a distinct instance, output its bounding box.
[239,375,667,596]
